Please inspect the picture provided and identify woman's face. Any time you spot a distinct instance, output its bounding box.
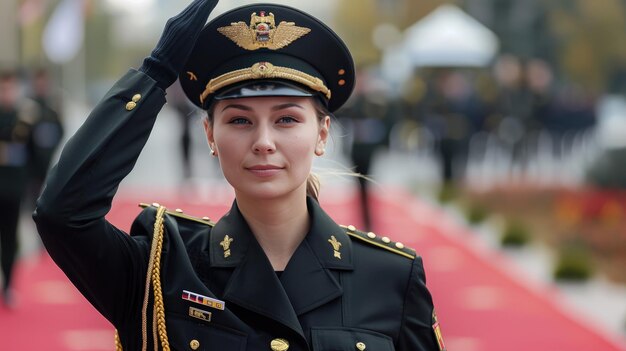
[205,96,329,200]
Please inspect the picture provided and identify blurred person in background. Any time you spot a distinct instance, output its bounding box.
[0,70,36,309]
[167,79,197,181]
[28,68,64,206]
[490,54,530,156]
[339,83,390,231]
[525,58,555,133]
[33,0,445,349]
[424,70,480,184]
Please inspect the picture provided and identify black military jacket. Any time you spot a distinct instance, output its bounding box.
[34,70,442,351]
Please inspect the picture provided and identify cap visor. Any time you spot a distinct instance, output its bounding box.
[214,80,314,100]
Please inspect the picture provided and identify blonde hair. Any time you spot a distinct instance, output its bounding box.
[306,173,321,201]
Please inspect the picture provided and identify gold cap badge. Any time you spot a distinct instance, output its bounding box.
[218,11,311,51]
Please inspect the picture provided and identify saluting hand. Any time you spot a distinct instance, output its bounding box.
[140,0,220,90]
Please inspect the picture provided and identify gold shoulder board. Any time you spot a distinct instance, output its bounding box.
[139,203,215,227]
[341,225,416,259]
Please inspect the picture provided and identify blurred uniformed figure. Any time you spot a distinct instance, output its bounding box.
[28,68,64,205]
[0,70,36,308]
[167,79,197,180]
[33,1,446,350]
[340,88,390,231]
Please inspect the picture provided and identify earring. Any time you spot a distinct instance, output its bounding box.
[315,147,325,156]
[210,147,217,156]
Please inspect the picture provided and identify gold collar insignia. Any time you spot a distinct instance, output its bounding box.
[220,235,234,258]
[217,11,311,51]
[328,235,342,259]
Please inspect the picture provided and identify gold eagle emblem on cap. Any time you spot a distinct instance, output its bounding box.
[217,11,311,51]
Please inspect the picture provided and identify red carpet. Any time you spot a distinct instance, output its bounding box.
[0,254,112,350]
[1,186,625,350]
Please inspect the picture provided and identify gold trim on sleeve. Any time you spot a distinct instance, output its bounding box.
[199,62,331,104]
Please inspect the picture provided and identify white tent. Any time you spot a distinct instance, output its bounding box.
[402,4,499,67]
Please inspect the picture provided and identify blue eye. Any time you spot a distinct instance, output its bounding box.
[277,116,298,124]
[229,117,250,125]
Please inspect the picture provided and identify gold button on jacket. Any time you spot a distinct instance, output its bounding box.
[270,338,289,351]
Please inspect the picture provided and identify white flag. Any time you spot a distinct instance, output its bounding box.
[42,0,84,64]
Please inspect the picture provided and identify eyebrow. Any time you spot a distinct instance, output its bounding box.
[221,104,253,113]
[220,102,304,113]
[271,103,304,111]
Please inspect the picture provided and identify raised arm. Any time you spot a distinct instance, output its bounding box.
[33,0,219,325]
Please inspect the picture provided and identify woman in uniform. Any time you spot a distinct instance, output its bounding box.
[33,1,446,350]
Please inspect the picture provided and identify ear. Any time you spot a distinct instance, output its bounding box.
[315,116,330,156]
[203,118,216,151]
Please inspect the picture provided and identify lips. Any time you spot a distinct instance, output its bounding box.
[246,164,284,177]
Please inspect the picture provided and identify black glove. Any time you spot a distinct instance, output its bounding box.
[140,0,219,90]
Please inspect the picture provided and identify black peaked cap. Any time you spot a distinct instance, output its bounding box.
[179,3,355,112]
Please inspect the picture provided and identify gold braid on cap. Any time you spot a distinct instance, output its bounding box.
[199,62,331,104]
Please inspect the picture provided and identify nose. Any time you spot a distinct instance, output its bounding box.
[252,124,276,154]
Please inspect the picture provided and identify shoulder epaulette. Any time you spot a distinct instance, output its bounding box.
[341,224,416,259]
[139,203,215,227]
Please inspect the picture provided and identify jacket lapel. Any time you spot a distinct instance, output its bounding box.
[280,197,353,315]
[210,201,304,338]
[208,198,354,337]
